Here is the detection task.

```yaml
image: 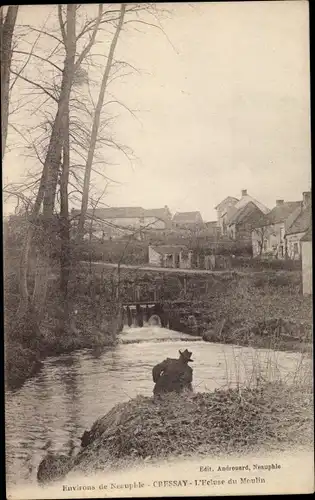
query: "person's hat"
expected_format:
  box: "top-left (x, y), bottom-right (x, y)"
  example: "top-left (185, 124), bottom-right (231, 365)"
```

top-left (179, 349), bottom-right (194, 362)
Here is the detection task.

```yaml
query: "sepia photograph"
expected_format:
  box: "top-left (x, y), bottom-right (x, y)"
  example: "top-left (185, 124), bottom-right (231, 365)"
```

top-left (3, 1), bottom-right (313, 498)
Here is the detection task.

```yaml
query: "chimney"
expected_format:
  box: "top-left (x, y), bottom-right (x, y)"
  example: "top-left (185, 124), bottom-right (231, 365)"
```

top-left (302, 191), bottom-right (311, 209)
top-left (276, 200), bottom-right (284, 207)
top-left (241, 189), bottom-right (247, 197)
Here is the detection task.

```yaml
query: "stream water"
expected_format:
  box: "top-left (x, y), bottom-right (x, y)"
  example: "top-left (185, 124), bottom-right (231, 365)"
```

top-left (5, 325), bottom-right (310, 488)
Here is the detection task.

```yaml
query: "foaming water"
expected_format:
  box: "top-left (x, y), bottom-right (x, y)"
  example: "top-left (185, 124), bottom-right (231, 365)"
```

top-left (5, 326), bottom-right (310, 489)
top-left (119, 325), bottom-right (201, 343)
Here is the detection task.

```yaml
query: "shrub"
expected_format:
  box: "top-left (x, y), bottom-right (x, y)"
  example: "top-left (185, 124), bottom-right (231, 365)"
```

top-left (5, 342), bottom-right (42, 389)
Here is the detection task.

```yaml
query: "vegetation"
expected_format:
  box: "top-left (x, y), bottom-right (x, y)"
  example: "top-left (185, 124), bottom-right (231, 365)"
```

top-left (2, 4), bottom-right (168, 389)
top-left (1, 5), bottom-right (309, 393)
top-left (63, 354), bottom-right (312, 476)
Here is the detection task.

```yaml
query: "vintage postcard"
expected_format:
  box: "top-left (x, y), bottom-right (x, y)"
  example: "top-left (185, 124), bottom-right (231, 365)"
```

top-left (3, 1), bottom-right (313, 498)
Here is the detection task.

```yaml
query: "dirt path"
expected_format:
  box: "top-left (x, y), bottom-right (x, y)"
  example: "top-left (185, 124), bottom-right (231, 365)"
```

top-left (81, 261), bottom-right (252, 276)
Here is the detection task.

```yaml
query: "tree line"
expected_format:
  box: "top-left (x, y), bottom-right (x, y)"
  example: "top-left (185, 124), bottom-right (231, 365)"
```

top-left (2, 3), bottom-right (167, 339)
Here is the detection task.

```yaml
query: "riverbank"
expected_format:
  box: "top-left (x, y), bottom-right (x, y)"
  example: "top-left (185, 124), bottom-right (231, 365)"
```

top-left (5, 264), bottom-right (312, 389)
top-left (5, 342), bottom-right (43, 390)
top-left (5, 305), bottom-right (122, 390)
top-left (38, 380), bottom-right (313, 482)
top-left (201, 317), bottom-right (312, 354)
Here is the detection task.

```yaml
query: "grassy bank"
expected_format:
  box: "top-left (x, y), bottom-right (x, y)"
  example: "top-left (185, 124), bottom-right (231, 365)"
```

top-left (5, 316), bottom-right (120, 391)
top-left (65, 380), bottom-right (313, 476)
top-left (5, 342), bottom-right (43, 390)
top-left (4, 273), bottom-right (122, 390)
top-left (34, 335), bottom-right (313, 483)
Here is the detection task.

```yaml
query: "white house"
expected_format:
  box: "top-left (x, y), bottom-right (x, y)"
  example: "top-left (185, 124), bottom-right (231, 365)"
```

top-left (214, 196), bottom-right (239, 235)
top-left (173, 211), bottom-right (204, 229)
top-left (251, 200), bottom-right (301, 259)
top-left (71, 206), bottom-right (172, 240)
top-left (148, 244), bottom-right (192, 269)
top-left (301, 227), bottom-right (312, 295)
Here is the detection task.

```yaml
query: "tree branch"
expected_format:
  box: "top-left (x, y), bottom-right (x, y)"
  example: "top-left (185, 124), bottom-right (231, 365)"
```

top-left (10, 70), bottom-right (58, 102)
top-left (74, 4), bottom-right (103, 71)
top-left (58, 5), bottom-right (67, 45)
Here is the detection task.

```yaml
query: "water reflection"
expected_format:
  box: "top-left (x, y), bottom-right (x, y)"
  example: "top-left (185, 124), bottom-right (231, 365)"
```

top-left (5, 326), bottom-right (310, 488)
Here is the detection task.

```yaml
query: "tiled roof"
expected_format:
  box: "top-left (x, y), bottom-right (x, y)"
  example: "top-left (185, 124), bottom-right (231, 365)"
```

top-left (71, 207), bottom-right (144, 219)
top-left (228, 202), bottom-right (264, 225)
top-left (233, 195), bottom-right (270, 215)
top-left (151, 244), bottom-right (188, 255)
top-left (214, 196), bottom-right (239, 210)
top-left (144, 207), bottom-right (170, 219)
top-left (253, 201), bottom-right (301, 227)
top-left (173, 211), bottom-right (203, 223)
top-left (71, 206), bottom-right (170, 220)
top-left (286, 207), bottom-right (311, 235)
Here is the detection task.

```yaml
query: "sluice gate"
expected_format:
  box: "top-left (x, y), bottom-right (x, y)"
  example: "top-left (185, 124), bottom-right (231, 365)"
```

top-left (122, 303), bottom-right (166, 328)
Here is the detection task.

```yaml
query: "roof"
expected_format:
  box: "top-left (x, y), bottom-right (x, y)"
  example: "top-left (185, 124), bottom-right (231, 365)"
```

top-left (253, 201), bottom-right (301, 228)
top-left (151, 244), bottom-right (188, 255)
top-left (286, 207), bottom-right (311, 236)
top-left (173, 211), bottom-right (203, 223)
top-left (144, 207), bottom-right (170, 220)
top-left (71, 207), bottom-right (144, 219)
top-left (71, 206), bottom-right (170, 220)
top-left (232, 194), bottom-right (270, 216)
top-left (266, 202), bottom-right (301, 225)
top-left (228, 202), bottom-right (264, 226)
top-left (301, 226), bottom-right (312, 242)
top-left (214, 196), bottom-right (239, 210)
top-left (205, 221), bottom-right (218, 227)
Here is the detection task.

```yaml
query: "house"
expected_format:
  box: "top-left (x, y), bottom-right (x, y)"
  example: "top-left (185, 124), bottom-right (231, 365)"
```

top-left (251, 199), bottom-right (302, 258)
top-left (226, 201), bottom-right (266, 242)
top-left (204, 221), bottom-right (221, 237)
top-left (285, 192), bottom-right (312, 260)
top-left (148, 244), bottom-right (192, 269)
top-left (301, 226), bottom-right (312, 295)
top-left (142, 206), bottom-right (172, 231)
top-left (215, 196), bottom-right (239, 235)
top-left (215, 190), bottom-right (269, 236)
top-left (173, 211), bottom-right (203, 229)
top-left (71, 205), bottom-right (172, 240)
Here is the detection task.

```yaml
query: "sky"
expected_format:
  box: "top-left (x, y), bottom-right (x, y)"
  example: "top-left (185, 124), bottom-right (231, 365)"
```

top-left (3, 1), bottom-right (311, 221)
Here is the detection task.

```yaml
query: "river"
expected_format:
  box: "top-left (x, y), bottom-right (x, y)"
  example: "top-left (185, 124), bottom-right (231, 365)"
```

top-left (5, 325), bottom-right (310, 489)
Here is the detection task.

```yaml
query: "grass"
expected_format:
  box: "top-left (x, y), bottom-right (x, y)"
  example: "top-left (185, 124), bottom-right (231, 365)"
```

top-left (218, 343), bottom-right (312, 390)
top-left (61, 349), bottom-right (313, 478)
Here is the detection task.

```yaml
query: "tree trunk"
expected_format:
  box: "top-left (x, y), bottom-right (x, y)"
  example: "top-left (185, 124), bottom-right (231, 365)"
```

top-left (17, 5), bottom-right (77, 329)
top-left (59, 104), bottom-right (71, 333)
top-left (42, 5), bottom-right (76, 221)
top-left (1, 5), bottom-right (18, 159)
top-left (32, 250), bottom-right (50, 320)
top-left (58, 5), bottom-right (77, 335)
top-left (76, 3), bottom-right (126, 241)
top-left (17, 168), bottom-right (49, 318)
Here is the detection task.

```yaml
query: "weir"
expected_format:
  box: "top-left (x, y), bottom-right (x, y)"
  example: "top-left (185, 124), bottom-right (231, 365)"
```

top-left (121, 300), bottom-right (200, 333)
top-left (122, 303), bottom-right (167, 328)
top-left (118, 274), bottom-right (202, 332)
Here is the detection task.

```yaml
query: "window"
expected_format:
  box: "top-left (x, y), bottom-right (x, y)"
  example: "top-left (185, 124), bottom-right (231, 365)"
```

top-left (293, 242), bottom-right (299, 255)
top-left (263, 239), bottom-right (268, 251)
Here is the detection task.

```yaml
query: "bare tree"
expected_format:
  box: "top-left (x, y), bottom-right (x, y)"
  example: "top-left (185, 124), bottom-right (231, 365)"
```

top-left (1, 5), bottom-right (19, 158)
top-left (76, 3), bottom-right (126, 240)
top-left (14, 5), bottom-right (105, 325)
